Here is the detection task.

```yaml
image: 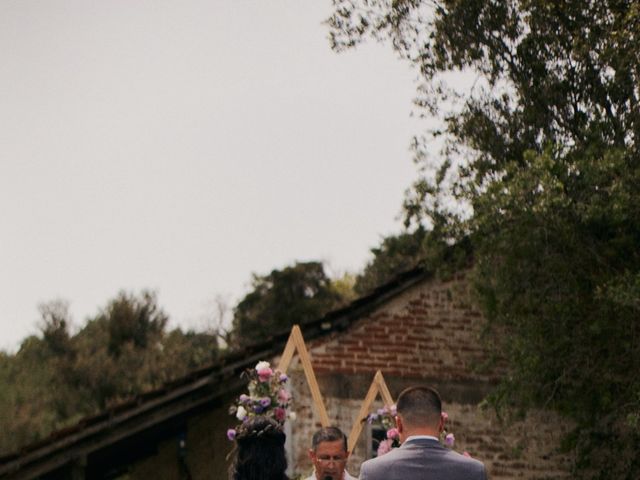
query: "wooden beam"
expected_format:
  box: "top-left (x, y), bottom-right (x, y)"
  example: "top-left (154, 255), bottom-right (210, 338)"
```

top-left (347, 370), bottom-right (394, 453)
top-left (277, 327), bottom-right (297, 373)
top-left (375, 370), bottom-right (394, 406)
top-left (277, 325), bottom-right (329, 427)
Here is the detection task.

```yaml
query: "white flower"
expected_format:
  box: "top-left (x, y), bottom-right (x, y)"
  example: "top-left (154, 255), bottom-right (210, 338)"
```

top-left (288, 411), bottom-right (297, 421)
top-left (255, 361), bottom-right (271, 371)
top-left (236, 405), bottom-right (247, 421)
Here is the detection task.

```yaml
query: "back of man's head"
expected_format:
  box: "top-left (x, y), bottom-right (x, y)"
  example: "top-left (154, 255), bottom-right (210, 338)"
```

top-left (311, 426), bottom-right (347, 452)
top-left (396, 386), bottom-right (442, 428)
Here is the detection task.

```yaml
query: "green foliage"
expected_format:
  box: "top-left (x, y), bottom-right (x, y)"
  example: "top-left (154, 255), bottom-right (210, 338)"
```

top-left (328, 1), bottom-right (640, 477)
top-left (329, 271), bottom-right (358, 304)
top-left (232, 262), bottom-right (347, 347)
top-left (355, 228), bottom-right (428, 295)
top-left (472, 147), bottom-right (640, 427)
top-left (102, 291), bottom-right (167, 355)
top-left (354, 227), bottom-right (471, 295)
top-left (0, 292), bottom-right (219, 456)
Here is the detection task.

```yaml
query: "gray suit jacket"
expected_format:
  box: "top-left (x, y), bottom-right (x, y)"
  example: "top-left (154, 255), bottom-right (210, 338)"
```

top-left (359, 438), bottom-right (487, 480)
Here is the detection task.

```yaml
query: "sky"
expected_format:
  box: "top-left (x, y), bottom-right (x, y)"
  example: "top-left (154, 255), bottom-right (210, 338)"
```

top-left (0, 0), bottom-right (423, 352)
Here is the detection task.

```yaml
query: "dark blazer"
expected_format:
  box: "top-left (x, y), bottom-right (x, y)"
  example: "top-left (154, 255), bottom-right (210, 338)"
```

top-left (359, 437), bottom-right (487, 480)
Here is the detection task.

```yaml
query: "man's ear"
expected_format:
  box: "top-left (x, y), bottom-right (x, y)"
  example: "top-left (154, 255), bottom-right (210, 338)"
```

top-left (438, 415), bottom-right (445, 433)
top-left (308, 448), bottom-right (315, 460)
top-left (396, 415), bottom-right (404, 433)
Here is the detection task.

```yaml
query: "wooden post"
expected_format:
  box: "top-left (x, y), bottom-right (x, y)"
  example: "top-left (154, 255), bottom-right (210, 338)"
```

top-left (347, 370), bottom-right (394, 453)
top-left (277, 325), bottom-right (330, 427)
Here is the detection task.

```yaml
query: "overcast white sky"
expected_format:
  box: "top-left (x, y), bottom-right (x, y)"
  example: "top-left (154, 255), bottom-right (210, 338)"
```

top-left (0, 0), bottom-right (423, 352)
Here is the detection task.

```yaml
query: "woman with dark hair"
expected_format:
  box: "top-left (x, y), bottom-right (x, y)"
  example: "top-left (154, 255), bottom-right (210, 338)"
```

top-left (229, 416), bottom-right (289, 480)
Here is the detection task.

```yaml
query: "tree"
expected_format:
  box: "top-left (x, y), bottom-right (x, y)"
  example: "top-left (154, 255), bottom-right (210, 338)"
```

top-left (70, 291), bottom-right (218, 408)
top-left (355, 228), bottom-right (427, 295)
top-left (102, 291), bottom-right (168, 356)
top-left (0, 292), bottom-right (220, 455)
top-left (355, 227), bottom-right (472, 295)
top-left (232, 262), bottom-right (346, 347)
top-left (0, 335), bottom-right (64, 453)
top-left (328, 1), bottom-right (640, 477)
top-left (38, 300), bottom-right (72, 356)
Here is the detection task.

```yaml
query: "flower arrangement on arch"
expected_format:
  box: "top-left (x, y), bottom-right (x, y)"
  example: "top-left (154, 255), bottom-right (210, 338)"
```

top-left (366, 404), bottom-right (400, 456)
top-left (366, 405), bottom-right (458, 456)
top-left (226, 361), bottom-right (295, 441)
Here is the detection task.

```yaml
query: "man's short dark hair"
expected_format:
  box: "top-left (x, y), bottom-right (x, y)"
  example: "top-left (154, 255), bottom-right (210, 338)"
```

top-left (311, 426), bottom-right (348, 452)
top-left (396, 386), bottom-right (442, 427)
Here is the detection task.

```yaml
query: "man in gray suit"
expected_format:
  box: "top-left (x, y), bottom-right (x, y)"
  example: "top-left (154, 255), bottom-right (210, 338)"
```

top-left (359, 386), bottom-right (487, 480)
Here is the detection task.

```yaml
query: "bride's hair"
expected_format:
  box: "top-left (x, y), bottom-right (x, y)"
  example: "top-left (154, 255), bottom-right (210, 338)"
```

top-left (229, 416), bottom-right (288, 480)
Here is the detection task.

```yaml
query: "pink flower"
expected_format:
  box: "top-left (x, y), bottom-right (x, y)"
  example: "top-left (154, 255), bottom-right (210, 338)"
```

top-left (463, 451), bottom-right (471, 457)
top-left (257, 367), bottom-right (273, 382)
top-left (445, 433), bottom-right (455, 447)
top-left (277, 388), bottom-right (291, 404)
top-left (226, 429), bottom-right (236, 441)
top-left (377, 439), bottom-right (393, 456)
top-left (274, 407), bottom-right (286, 422)
top-left (386, 428), bottom-right (399, 440)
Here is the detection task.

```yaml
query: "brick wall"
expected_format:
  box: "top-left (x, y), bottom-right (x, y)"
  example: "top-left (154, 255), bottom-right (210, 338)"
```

top-left (285, 272), bottom-right (573, 479)
top-left (307, 272), bottom-right (503, 382)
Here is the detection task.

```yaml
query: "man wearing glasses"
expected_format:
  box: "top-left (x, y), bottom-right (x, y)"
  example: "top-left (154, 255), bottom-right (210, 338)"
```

top-left (306, 426), bottom-right (356, 480)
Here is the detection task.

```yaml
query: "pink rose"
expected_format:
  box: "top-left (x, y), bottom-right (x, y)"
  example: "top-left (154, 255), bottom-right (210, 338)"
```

top-left (257, 367), bottom-right (273, 382)
top-left (386, 428), bottom-right (399, 440)
top-left (274, 407), bottom-right (286, 422)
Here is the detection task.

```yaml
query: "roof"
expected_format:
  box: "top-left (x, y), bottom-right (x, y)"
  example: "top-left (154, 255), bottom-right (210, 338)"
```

top-left (0, 266), bottom-right (430, 479)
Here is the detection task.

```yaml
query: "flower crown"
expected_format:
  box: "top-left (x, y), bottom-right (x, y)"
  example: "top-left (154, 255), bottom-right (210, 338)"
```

top-left (227, 361), bottom-right (295, 441)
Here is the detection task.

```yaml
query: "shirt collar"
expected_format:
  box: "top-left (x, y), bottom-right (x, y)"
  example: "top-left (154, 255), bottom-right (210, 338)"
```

top-left (404, 434), bottom-right (439, 443)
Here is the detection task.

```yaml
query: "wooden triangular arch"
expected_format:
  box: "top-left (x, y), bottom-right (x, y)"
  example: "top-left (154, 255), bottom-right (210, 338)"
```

top-left (276, 326), bottom-right (395, 452)
top-left (347, 370), bottom-right (394, 452)
top-left (277, 325), bottom-right (330, 426)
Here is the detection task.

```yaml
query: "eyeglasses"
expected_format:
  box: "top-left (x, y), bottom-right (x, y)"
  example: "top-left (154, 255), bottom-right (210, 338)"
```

top-left (316, 455), bottom-right (347, 464)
